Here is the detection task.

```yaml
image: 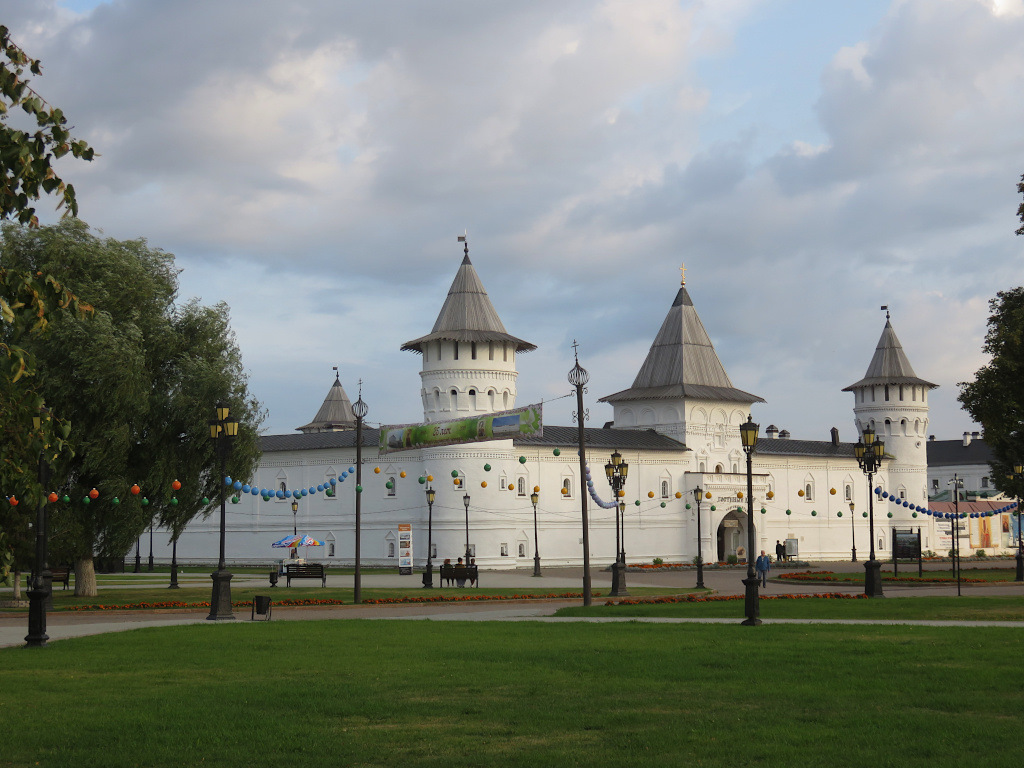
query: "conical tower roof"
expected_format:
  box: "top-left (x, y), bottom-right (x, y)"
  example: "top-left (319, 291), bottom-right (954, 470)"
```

top-left (297, 373), bottom-right (356, 433)
top-left (842, 318), bottom-right (937, 391)
top-left (401, 250), bottom-right (536, 354)
top-left (600, 283), bottom-right (764, 404)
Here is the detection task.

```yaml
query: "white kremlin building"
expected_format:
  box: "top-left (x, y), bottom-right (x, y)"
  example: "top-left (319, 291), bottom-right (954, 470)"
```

top-left (156, 248), bottom-right (1013, 569)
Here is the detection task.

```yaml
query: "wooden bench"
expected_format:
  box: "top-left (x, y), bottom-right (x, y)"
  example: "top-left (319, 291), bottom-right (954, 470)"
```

top-left (49, 568), bottom-right (70, 590)
top-left (440, 564), bottom-right (478, 587)
top-left (284, 563), bottom-right (326, 587)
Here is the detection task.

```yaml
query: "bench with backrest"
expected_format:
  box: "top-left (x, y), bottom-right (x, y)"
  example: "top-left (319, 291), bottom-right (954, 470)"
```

top-left (284, 563), bottom-right (326, 587)
top-left (49, 567), bottom-right (70, 590)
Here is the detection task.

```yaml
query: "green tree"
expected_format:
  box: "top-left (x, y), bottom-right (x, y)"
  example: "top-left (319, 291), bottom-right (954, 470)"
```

top-left (0, 220), bottom-right (263, 596)
top-left (958, 287), bottom-right (1024, 497)
top-left (0, 25), bottom-right (95, 226)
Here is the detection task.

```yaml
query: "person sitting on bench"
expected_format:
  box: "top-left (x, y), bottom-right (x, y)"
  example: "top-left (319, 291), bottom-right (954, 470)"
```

top-left (454, 557), bottom-right (468, 588)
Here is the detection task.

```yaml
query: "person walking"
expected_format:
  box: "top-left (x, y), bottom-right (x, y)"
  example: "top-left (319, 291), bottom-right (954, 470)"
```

top-left (775, 539), bottom-right (786, 564)
top-left (755, 550), bottom-right (771, 587)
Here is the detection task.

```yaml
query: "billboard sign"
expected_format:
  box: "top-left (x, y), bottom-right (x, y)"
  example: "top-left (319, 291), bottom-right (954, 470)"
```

top-left (380, 403), bottom-right (543, 454)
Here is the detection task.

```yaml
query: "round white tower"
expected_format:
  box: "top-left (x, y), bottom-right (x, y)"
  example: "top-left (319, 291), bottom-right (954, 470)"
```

top-left (401, 240), bottom-right (536, 422)
top-left (843, 309), bottom-right (937, 511)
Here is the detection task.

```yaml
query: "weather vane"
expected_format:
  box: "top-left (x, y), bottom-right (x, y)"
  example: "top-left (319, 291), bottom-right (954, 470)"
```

top-left (457, 230), bottom-right (468, 257)
top-left (680, 263), bottom-right (686, 286)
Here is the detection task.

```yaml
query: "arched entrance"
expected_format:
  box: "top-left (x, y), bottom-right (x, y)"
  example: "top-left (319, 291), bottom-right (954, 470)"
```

top-left (717, 508), bottom-right (753, 562)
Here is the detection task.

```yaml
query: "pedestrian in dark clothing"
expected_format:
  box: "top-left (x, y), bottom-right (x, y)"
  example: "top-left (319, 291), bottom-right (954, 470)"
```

top-left (775, 540), bottom-right (786, 563)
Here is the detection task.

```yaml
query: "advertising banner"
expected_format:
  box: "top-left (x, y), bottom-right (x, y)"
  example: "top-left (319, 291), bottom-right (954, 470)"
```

top-left (398, 523), bottom-right (413, 575)
top-left (380, 403), bottom-right (543, 454)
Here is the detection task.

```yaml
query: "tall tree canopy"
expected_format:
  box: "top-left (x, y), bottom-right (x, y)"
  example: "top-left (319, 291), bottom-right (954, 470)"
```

top-left (0, 220), bottom-right (263, 595)
top-left (958, 287), bottom-right (1024, 497)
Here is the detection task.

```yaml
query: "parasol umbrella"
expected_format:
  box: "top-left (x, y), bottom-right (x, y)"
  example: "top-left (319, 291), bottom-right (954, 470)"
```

top-left (272, 534), bottom-right (324, 548)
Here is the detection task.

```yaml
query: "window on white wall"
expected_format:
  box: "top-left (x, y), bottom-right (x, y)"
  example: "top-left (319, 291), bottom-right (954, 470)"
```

top-left (804, 482), bottom-right (814, 501)
top-left (562, 478), bottom-right (572, 498)
top-left (845, 484), bottom-right (853, 501)
top-left (518, 543), bottom-right (526, 557)
top-left (517, 477), bottom-right (526, 497)
top-left (661, 480), bottom-right (669, 499)
top-left (387, 476), bottom-right (396, 497)
top-left (500, 543), bottom-right (508, 557)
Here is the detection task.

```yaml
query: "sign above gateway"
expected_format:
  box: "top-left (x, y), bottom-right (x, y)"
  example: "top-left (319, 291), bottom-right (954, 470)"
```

top-left (380, 403), bottom-right (543, 454)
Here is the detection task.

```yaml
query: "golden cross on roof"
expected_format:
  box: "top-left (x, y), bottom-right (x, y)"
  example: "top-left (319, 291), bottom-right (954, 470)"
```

top-left (680, 263), bottom-right (686, 286)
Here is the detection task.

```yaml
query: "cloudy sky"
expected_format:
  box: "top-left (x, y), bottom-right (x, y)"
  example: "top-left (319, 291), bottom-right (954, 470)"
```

top-left (6, 0), bottom-right (1024, 441)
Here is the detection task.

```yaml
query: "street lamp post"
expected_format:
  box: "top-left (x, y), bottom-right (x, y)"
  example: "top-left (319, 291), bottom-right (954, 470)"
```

top-left (849, 501), bottom-right (857, 562)
top-left (291, 499), bottom-right (299, 560)
top-left (692, 487), bottom-right (705, 590)
top-left (25, 411), bottom-right (51, 648)
top-left (531, 491), bottom-right (542, 577)
top-left (168, 534), bottom-right (180, 589)
top-left (463, 492), bottom-right (471, 564)
top-left (352, 386), bottom-right (368, 605)
top-left (739, 415), bottom-right (761, 626)
top-left (949, 475), bottom-right (963, 597)
top-left (568, 343), bottom-right (592, 606)
top-left (147, 523), bottom-right (154, 571)
top-left (1012, 463), bottom-right (1023, 582)
top-left (605, 450), bottom-right (630, 596)
top-left (207, 401), bottom-right (239, 621)
top-left (853, 425), bottom-right (885, 597)
top-left (134, 536), bottom-right (141, 573)
top-left (423, 486), bottom-right (436, 588)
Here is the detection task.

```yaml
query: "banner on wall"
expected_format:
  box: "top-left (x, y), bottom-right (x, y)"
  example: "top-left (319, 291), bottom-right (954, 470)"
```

top-left (398, 523), bottom-right (413, 575)
top-left (379, 403), bottom-right (543, 454)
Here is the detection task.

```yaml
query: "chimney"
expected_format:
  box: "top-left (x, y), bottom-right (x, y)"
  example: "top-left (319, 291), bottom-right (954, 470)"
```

top-left (779, 429), bottom-right (790, 439)
top-left (929, 435), bottom-right (935, 441)
top-left (766, 425), bottom-right (778, 439)
top-left (972, 431), bottom-right (981, 440)
top-left (830, 427), bottom-right (840, 446)
top-left (963, 432), bottom-right (971, 447)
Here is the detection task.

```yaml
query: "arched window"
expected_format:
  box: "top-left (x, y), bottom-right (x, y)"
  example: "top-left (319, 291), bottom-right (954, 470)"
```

top-left (715, 464), bottom-right (724, 473)
top-left (451, 389), bottom-right (458, 410)
top-left (517, 477), bottom-right (526, 497)
top-left (387, 476), bottom-right (396, 497)
top-left (884, 385), bottom-right (890, 401)
top-left (518, 542), bottom-right (526, 557)
top-left (469, 389), bottom-right (477, 410)
top-left (471, 342), bottom-right (477, 360)
top-left (845, 484), bottom-right (852, 501)
top-left (453, 342), bottom-right (459, 360)
top-left (488, 389), bottom-right (495, 410)
top-left (488, 342), bottom-right (494, 361)
top-left (804, 482), bottom-right (814, 501)
top-left (388, 542), bottom-right (395, 557)
top-left (661, 480), bottom-right (669, 499)
top-left (562, 478), bottom-right (572, 498)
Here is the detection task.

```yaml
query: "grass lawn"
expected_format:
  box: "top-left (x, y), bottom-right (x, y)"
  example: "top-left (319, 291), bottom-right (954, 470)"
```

top-left (1, 620), bottom-right (1022, 768)
top-left (556, 595), bottom-right (1024, 621)
top-left (780, 567), bottom-right (1018, 584)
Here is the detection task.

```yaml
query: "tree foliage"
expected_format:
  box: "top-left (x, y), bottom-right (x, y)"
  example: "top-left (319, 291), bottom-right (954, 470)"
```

top-left (0, 221), bottom-right (264, 594)
top-left (0, 25), bottom-right (95, 227)
top-left (958, 287), bottom-right (1024, 497)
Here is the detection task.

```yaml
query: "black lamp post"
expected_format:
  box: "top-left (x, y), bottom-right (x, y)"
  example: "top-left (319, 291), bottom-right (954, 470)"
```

top-left (949, 475), bottom-right (963, 597)
top-left (853, 424), bottom-right (885, 597)
top-left (147, 523), bottom-right (154, 571)
top-left (291, 499), bottom-right (299, 559)
top-left (25, 410), bottom-right (51, 648)
top-left (168, 532), bottom-right (180, 589)
top-left (207, 401), bottom-right (238, 621)
top-left (134, 536), bottom-right (141, 573)
top-left (1012, 463), bottom-right (1023, 582)
top-left (692, 486), bottom-right (705, 590)
top-left (423, 486), bottom-right (435, 588)
top-left (605, 449), bottom-right (629, 596)
top-left (463, 492), bottom-right (471, 563)
top-left (568, 343), bottom-right (592, 606)
top-left (531, 490), bottom-right (542, 576)
top-left (849, 501), bottom-right (857, 562)
top-left (352, 386), bottom-right (368, 605)
top-left (739, 414), bottom-right (761, 626)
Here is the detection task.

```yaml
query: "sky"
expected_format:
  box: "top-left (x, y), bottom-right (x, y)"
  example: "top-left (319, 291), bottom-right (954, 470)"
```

top-left (5, 0), bottom-right (1024, 442)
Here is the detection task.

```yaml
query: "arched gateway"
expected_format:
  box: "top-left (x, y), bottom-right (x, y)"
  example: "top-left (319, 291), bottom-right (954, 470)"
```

top-left (717, 508), bottom-right (753, 563)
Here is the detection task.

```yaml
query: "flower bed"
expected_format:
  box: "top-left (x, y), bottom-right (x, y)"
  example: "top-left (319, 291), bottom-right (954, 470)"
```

top-left (604, 592), bottom-right (869, 606)
top-left (777, 571), bottom-right (989, 584)
top-left (362, 592), bottom-right (601, 605)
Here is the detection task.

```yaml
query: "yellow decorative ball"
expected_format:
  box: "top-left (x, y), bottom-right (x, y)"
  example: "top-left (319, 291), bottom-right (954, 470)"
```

top-left (374, 467), bottom-right (381, 474)
top-left (561, 487), bottom-right (568, 495)
top-left (400, 471), bottom-right (406, 478)
top-left (829, 487), bottom-right (836, 495)
top-left (481, 481), bottom-right (487, 488)
top-left (618, 490), bottom-right (625, 497)
top-left (737, 491), bottom-right (743, 499)
top-left (427, 475), bottom-right (434, 482)
top-left (675, 491), bottom-right (682, 499)
top-left (508, 484), bottom-right (515, 491)
top-left (798, 489), bottom-right (805, 497)
top-left (534, 485), bottom-right (540, 493)
top-left (705, 492), bottom-right (712, 499)
top-left (766, 491), bottom-right (774, 499)
top-left (648, 491), bottom-right (654, 498)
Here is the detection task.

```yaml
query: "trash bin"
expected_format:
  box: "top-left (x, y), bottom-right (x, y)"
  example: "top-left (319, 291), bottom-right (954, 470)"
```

top-left (269, 570), bottom-right (279, 587)
top-left (252, 595), bottom-right (272, 621)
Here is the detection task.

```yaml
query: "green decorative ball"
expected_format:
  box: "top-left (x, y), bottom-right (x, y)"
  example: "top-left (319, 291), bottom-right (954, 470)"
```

top-left (519, 456), bottom-right (527, 464)
top-left (837, 511), bottom-right (843, 517)
top-left (451, 470), bottom-right (459, 478)
top-left (170, 497), bottom-right (178, 506)
top-left (142, 497), bottom-right (149, 506)
top-left (484, 464), bottom-right (491, 472)
top-left (62, 495), bottom-right (70, 503)
top-left (811, 510), bottom-right (817, 516)
top-left (760, 508), bottom-right (766, 514)
top-left (710, 505), bottom-right (716, 511)
top-left (553, 448), bottom-right (560, 456)
top-left (203, 497), bottom-right (210, 504)
top-left (887, 512), bottom-right (893, 518)
top-left (356, 485), bottom-right (363, 493)
top-left (112, 497), bottom-right (120, 505)
top-left (82, 497), bottom-right (90, 505)
top-left (385, 481), bottom-right (393, 489)
top-left (862, 511), bottom-right (868, 518)
top-left (660, 502), bottom-right (666, 508)
top-left (232, 496), bottom-right (239, 504)
top-left (418, 476), bottom-right (426, 484)
top-left (634, 500), bottom-right (640, 506)
top-left (786, 509), bottom-right (792, 515)
top-left (912, 512), bottom-right (918, 518)
top-left (685, 503), bottom-right (691, 510)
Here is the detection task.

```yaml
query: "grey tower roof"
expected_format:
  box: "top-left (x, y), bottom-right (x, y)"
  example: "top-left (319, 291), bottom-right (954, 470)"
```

top-left (296, 374), bottom-right (356, 433)
top-left (401, 253), bottom-right (536, 354)
top-left (600, 285), bottom-right (764, 404)
top-left (842, 319), bottom-right (937, 391)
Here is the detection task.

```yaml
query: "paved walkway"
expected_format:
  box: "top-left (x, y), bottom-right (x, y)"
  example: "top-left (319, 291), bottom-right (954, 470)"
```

top-left (1, 560), bottom-right (1021, 648)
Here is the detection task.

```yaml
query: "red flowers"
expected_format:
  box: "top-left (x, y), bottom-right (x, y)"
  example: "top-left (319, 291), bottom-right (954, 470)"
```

top-left (603, 592), bottom-right (869, 606)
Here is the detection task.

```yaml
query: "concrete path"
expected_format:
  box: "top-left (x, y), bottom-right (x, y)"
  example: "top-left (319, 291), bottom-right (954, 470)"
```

top-left (2, 560), bottom-right (1022, 648)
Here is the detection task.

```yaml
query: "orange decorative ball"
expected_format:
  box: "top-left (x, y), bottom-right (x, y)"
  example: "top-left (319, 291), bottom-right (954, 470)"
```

top-left (829, 488), bottom-right (836, 495)
top-left (648, 491), bottom-right (654, 498)
top-left (131, 484), bottom-right (141, 495)
top-left (481, 481), bottom-right (487, 488)
top-left (737, 491), bottom-right (744, 499)
top-left (89, 488), bottom-right (99, 499)
top-left (47, 492), bottom-right (58, 503)
top-left (172, 479), bottom-right (182, 491)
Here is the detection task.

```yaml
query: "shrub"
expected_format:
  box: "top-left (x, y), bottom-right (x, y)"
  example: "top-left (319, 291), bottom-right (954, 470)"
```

top-left (726, 554), bottom-right (738, 565)
top-left (652, 557), bottom-right (664, 565)
top-left (692, 555), bottom-right (703, 566)
top-left (976, 549), bottom-right (987, 558)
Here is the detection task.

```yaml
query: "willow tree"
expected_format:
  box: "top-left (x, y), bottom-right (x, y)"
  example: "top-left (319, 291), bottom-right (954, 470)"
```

top-left (0, 220), bottom-right (262, 596)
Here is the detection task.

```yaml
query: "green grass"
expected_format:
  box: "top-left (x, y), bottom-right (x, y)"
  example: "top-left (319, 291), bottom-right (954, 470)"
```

top-left (1, 621), bottom-right (1022, 767)
top-left (556, 595), bottom-right (1024, 621)
top-left (781, 567), bottom-right (1017, 583)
